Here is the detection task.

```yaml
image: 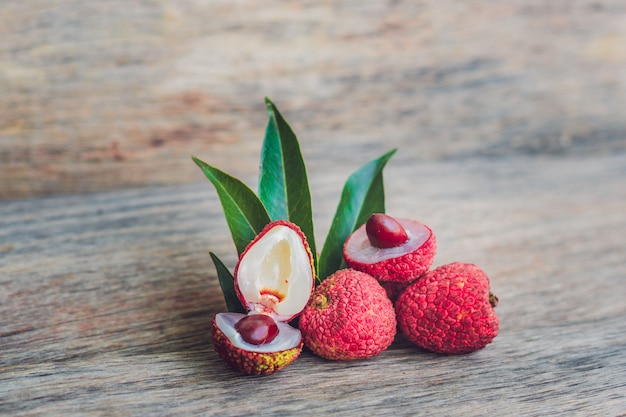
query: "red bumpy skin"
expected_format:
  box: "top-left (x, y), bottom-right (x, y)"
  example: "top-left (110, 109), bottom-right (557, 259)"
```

top-left (298, 269), bottom-right (397, 361)
top-left (379, 281), bottom-right (411, 303)
top-left (395, 262), bottom-right (499, 354)
top-left (343, 217), bottom-right (437, 283)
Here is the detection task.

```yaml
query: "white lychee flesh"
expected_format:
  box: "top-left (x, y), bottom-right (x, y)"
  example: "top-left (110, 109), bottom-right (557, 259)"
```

top-left (345, 218), bottom-right (431, 264)
top-left (215, 312), bottom-right (302, 353)
top-left (236, 224), bottom-right (314, 321)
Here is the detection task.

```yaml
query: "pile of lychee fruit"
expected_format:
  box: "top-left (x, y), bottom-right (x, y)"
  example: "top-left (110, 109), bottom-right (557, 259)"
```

top-left (212, 214), bottom-right (499, 375)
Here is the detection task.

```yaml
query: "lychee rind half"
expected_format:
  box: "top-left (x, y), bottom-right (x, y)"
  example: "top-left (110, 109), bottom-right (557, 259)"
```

top-left (235, 220), bottom-right (315, 322)
top-left (395, 262), bottom-right (499, 354)
top-left (298, 269), bottom-right (397, 361)
top-left (343, 219), bottom-right (436, 283)
top-left (212, 313), bottom-right (303, 375)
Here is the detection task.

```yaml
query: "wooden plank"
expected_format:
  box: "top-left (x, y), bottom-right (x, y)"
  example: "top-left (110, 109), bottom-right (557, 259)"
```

top-left (1, 0), bottom-right (625, 199)
top-left (1, 152), bottom-right (625, 416)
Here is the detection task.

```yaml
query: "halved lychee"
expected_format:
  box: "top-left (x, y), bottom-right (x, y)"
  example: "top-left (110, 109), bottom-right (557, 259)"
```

top-left (212, 220), bottom-right (315, 375)
top-left (343, 213), bottom-right (436, 283)
top-left (212, 312), bottom-right (304, 375)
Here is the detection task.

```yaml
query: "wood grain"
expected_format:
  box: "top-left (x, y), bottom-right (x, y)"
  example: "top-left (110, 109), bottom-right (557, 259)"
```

top-left (1, 0), bottom-right (625, 198)
top-left (1, 1), bottom-right (626, 415)
top-left (1, 150), bottom-right (625, 416)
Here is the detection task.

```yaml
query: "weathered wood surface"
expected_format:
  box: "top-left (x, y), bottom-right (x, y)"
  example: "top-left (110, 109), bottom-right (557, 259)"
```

top-left (2, 0), bottom-right (626, 415)
top-left (2, 149), bottom-right (626, 416)
top-left (1, 0), bottom-right (625, 199)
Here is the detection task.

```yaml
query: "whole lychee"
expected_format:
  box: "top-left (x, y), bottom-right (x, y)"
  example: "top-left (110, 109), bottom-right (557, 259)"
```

top-left (299, 268), bottom-right (397, 361)
top-left (343, 213), bottom-right (436, 283)
top-left (395, 262), bottom-right (499, 354)
top-left (212, 220), bottom-right (315, 375)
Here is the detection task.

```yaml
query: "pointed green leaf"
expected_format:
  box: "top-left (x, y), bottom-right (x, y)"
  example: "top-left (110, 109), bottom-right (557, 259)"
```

top-left (193, 156), bottom-right (271, 254)
top-left (258, 98), bottom-right (317, 270)
top-left (209, 252), bottom-right (246, 313)
top-left (318, 149), bottom-right (397, 280)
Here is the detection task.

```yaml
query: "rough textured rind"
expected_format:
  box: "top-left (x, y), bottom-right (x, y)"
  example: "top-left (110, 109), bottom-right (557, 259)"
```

top-left (380, 281), bottom-right (411, 303)
top-left (211, 316), bottom-right (303, 375)
top-left (396, 262), bottom-right (499, 354)
top-left (299, 269), bottom-right (397, 361)
top-left (343, 224), bottom-right (436, 282)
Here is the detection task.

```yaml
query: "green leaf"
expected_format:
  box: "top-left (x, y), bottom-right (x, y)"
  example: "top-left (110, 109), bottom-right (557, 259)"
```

top-left (317, 149), bottom-right (397, 280)
top-left (192, 156), bottom-right (271, 255)
top-left (209, 252), bottom-right (246, 313)
top-left (258, 98), bottom-right (317, 271)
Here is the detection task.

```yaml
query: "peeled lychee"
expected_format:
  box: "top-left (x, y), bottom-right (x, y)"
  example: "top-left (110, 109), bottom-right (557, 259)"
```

top-left (212, 220), bottom-right (315, 375)
top-left (299, 268), bottom-right (397, 361)
top-left (395, 262), bottom-right (499, 354)
top-left (343, 213), bottom-right (436, 283)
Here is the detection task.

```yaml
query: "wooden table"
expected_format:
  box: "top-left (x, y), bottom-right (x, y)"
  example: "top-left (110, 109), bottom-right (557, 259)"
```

top-left (1, 1), bottom-right (626, 416)
top-left (2, 150), bottom-right (625, 415)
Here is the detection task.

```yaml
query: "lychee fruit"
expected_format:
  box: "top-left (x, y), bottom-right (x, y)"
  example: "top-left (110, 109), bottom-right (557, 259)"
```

top-left (379, 280), bottom-right (411, 303)
top-left (298, 268), bottom-right (397, 361)
top-left (211, 220), bottom-right (315, 375)
top-left (395, 262), bottom-right (499, 354)
top-left (343, 213), bottom-right (436, 283)
top-left (212, 312), bottom-right (304, 375)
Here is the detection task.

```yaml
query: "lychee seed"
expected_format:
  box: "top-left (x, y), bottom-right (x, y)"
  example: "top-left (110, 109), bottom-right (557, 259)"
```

top-left (234, 314), bottom-right (279, 345)
top-left (366, 213), bottom-right (409, 248)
